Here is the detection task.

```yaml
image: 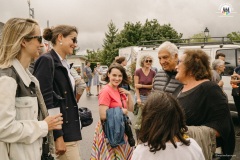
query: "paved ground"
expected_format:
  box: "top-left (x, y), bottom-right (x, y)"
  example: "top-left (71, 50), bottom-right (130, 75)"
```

top-left (78, 87), bottom-right (240, 160)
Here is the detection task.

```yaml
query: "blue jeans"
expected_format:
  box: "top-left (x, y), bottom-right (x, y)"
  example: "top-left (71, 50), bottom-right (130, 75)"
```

top-left (86, 78), bottom-right (92, 87)
top-left (134, 94), bottom-right (148, 104)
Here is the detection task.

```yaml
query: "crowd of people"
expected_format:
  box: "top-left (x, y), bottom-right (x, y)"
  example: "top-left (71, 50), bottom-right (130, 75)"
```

top-left (0, 17), bottom-right (239, 160)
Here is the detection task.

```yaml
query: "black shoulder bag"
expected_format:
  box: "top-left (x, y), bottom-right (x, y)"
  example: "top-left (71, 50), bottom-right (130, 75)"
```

top-left (79, 107), bottom-right (93, 128)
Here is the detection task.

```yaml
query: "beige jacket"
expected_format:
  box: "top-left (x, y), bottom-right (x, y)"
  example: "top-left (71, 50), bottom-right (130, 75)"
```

top-left (187, 126), bottom-right (216, 160)
top-left (0, 59), bottom-right (48, 160)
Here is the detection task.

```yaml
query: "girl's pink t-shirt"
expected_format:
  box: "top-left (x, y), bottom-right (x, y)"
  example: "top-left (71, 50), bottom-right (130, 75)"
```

top-left (98, 84), bottom-right (127, 108)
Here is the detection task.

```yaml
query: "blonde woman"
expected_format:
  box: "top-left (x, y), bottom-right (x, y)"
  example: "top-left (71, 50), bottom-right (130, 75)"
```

top-left (134, 55), bottom-right (156, 139)
top-left (0, 18), bottom-right (62, 160)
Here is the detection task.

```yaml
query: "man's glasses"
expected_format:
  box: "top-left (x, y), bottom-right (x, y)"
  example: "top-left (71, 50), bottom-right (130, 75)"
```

top-left (145, 60), bottom-right (152, 63)
top-left (24, 36), bottom-right (42, 44)
top-left (72, 37), bottom-right (78, 44)
top-left (97, 64), bottom-right (100, 65)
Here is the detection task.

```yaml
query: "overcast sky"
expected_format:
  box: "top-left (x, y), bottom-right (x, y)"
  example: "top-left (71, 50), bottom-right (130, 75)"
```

top-left (0, 0), bottom-right (240, 52)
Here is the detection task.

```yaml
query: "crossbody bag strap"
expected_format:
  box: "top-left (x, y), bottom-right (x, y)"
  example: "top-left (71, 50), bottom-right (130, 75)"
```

top-left (49, 54), bottom-right (55, 83)
top-left (119, 90), bottom-right (124, 109)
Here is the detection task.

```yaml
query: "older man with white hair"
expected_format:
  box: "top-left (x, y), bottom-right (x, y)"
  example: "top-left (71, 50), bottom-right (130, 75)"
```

top-left (153, 41), bottom-right (182, 96)
top-left (211, 59), bottom-right (225, 88)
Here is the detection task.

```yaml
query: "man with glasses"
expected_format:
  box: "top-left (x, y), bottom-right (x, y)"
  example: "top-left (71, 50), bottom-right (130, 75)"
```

top-left (153, 41), bottom-right (182, 96)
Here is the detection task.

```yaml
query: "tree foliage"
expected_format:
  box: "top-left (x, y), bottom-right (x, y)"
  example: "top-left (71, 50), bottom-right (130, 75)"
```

top-left (115, 21), bottom-right (142, 48)
top-left (189, 32), bottom-right (216, 43)
top-left (90, 19), bottom-right (183, 65)
top-left (86, 49), bottom-right (102, 62)
top-left (115, 19), bottom-right (182, 47)
top-left (227, 32), bottom-right (240, 42)
top-left (101, 20), bottom-right (119, 66)
top-left (190, 32), bottom-right (207, 42)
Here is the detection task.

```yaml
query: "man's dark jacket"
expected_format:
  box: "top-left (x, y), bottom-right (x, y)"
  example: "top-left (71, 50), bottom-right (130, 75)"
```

top-left (153, 69), bottom-right (182, 96)
top-left (33, 49), bottom-right (82, 142)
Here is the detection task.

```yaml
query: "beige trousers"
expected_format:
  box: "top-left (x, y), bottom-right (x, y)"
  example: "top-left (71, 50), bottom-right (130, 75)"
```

top-left (56, 141), bottom-right (81, 160)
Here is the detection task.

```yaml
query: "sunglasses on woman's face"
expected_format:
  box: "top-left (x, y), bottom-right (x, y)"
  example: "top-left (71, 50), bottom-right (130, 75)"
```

top-left (72, 37), bottom-right (78, 44)
top-left (24, 36), bottom-right (42, 44)
top-left (145, 60), bottom-right (152, 63)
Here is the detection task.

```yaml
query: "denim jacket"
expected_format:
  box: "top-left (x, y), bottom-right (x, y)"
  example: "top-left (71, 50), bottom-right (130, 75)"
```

top-left (104, 107), bottom-right (125, 148)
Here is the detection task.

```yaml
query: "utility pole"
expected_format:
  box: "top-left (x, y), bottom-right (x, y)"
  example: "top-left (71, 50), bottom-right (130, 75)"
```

top-left (27, 0), bottom-right (34, 18)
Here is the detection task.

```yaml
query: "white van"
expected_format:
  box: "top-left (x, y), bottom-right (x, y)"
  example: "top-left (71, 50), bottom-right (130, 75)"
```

top-left (134, 39), bottom-right (240, 113)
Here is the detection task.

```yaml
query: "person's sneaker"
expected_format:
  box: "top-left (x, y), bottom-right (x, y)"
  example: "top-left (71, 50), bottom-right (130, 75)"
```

top-left (86, 93), bottom-right (90, 96)
top-left (96, 93), bottom-right (99, 96)
top-left (89, 93), bottom-right (93, 96)
top-left (236, 132), bottom-right (240, 138)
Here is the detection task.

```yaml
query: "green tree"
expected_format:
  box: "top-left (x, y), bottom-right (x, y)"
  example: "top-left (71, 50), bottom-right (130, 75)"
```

top-left (115, 21), bottom-right (142, 48)
top-left (227, 32), bottom-right (240, 42)
top-left (158, 24), bottom-right (183, 42)
top-left (86, 49), bottom-right (102, 62)
top-left (189, 32), bottom-right (214, 43)
top-left (140, 19), bottom-right (162, 41)
top-left (190, 32), bottom-right (206, 42)
top-left (119, 19), bottom-right (182, 46)
top-left (101, 20), bottom-right (119, 66)
top-left (98, 19), bottom-right (183, 65)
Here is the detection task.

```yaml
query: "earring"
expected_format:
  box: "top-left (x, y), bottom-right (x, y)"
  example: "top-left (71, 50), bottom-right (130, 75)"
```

top-left (60, 41), bottom-right (62, 45)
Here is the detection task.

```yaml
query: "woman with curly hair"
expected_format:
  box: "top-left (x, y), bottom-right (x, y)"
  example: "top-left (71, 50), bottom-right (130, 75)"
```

top-left (176, 49), bottom-right (235, 159)
top-left (132, 91), bottom-right (204, 160)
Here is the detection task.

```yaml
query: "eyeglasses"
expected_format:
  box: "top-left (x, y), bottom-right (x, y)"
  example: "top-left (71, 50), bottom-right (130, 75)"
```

top-left (72, 37), bottom-right (78, 44)
top-left (24, 36), bottom-right (42, 43)
top-left (145, 60), bottom-right (152, 63)
top-left (97, 64), bottom-right (100, 65)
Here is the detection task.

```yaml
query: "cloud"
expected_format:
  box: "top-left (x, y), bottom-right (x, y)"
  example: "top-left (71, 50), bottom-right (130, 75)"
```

top-left (1, 0), bottom-right (240, 52)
